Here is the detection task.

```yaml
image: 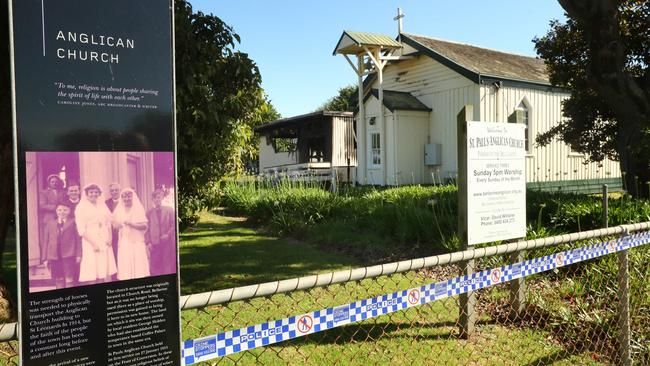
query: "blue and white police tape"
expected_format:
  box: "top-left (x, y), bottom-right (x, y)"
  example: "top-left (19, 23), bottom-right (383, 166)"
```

top-left (182, 230), bottom-right (650, 365)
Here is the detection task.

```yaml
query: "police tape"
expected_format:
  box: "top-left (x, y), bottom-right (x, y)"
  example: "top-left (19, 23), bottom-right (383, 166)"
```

top-left (181, 231), bottom-right (650, 365)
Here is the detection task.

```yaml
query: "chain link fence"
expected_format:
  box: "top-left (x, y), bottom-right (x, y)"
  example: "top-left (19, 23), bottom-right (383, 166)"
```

top-left (2, 223), bottom-right (649, 365)
top-left (177, 223), bottom-right (649, 365)
top-left (0, 338), bottom-right (17, 366)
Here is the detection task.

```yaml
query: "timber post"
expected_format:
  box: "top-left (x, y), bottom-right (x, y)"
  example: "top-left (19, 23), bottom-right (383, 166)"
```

top-left (457, 105), bottom-right (475, 338)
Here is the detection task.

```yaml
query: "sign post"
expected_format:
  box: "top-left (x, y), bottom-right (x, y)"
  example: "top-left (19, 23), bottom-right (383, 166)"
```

top-left (457, 105), bottom-right (527, 337)
top-left (9, 1), bottom-right (181, 365)
top-left (456, 105), bottom-right (476, 339)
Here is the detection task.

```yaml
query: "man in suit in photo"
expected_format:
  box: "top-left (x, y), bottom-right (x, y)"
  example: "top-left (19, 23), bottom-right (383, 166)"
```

top-left (146, 189), bottom-right (176, 276)
top-left (105, 183), bottom-right (121, 213)
top-left (61, 181), bottom-right (81, 216)
top-left (42, 202), bottom-right (81, 289)
top-left (59, 181), bottom-right (82, 285)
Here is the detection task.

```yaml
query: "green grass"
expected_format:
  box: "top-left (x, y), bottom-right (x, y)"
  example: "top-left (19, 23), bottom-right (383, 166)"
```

top-left (177, 213), bottom-right (605, 365)
top-left (179, 211), bottom-right (356, 294)
top-left (525, 246), bottom-right (650, 363)
top-left (200, 315), bottom-right (603, 365)
top-left (181, 269), bottom-right (604, 365)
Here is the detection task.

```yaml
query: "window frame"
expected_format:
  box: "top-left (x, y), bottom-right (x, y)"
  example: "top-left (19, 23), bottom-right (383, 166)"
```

top-left (514, 97), bottom-right (533, 155)
top-left (272, 137), bottom-right (298, 153)
top-left (368, 122), bottom-right (381, 168)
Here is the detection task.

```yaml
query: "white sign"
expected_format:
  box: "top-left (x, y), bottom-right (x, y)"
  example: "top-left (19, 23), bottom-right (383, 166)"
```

top-left (466, 121), bottom-right (526, 245)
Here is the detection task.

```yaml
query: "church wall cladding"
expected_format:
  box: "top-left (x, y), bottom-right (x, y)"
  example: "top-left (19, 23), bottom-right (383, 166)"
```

top-left (479, 84), bottom-right (621, 183)
top-left (382, 55), bottom-right (472, 95)
top-left (364, 55), bottom-right (478, 184)
top-left (10, 0), bottom-right (181, 365)
top-left (360, 50), bottom-right (620, 186)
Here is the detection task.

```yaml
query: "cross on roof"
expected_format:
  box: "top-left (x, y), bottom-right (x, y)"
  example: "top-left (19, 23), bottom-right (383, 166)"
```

top-left (394, 7), bottom-right (405, 34)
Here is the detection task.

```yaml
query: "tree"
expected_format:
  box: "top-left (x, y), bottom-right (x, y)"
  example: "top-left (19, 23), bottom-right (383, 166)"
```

top-left (534, 0), bottom-right (650, 197)
top-left (227, 95), bottom-right (280, 176)
top-left (175, 0), bottom-right (275, 226)
top-left (316, 85), bottom-right (357, 112)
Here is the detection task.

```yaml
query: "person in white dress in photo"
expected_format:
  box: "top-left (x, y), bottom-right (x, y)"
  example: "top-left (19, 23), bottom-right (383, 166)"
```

top-left (75, 183), bottom-right (117, 284)
top-left (113, 188), bottom-right (150, 280)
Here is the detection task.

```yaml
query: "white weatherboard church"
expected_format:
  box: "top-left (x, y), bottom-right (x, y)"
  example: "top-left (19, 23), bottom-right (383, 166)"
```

top-left (333, 11), bottom-right (621, 192)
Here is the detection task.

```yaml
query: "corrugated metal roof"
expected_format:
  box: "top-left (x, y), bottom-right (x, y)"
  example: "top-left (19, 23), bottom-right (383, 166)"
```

top-left (403, 33), bottom-right (550, 85)
top-left (345, 31), bottom-right (402, 48)
top-left (370, 89), bottom-right (431, 112)
top-left (334, 31), bottom-right (402, 55)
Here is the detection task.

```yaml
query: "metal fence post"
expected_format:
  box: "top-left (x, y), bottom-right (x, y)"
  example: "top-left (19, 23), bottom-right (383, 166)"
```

top-left (509, 248), bottom-right (526, 317)
top-left (602, 185), bottom-right (631, 365)
top-left (602, 184), bottom-right (609, 228)
top-left (618, 229), bottom-right (631, 366)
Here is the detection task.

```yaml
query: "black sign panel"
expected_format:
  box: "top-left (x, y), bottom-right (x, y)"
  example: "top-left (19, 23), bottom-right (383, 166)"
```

top-left (10, 1), bottom-right (181, 365)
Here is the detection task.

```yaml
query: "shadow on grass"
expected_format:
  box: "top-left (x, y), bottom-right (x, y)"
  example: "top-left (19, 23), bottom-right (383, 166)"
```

top-left (523, 348), bottom-right (585, 366)
top-left (183, 220), bottom-right (267, 239)
top-left (180, 231), bottom-right (269, 241)
top-left (281, 319), bottom-right (587, 365)
top-left (285, 319), bottom-right (498, 347)
top-left (179, 212), bottom-right (356, 295)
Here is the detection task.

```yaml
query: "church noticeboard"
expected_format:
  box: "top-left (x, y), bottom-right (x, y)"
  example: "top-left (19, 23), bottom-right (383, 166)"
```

top-left (466, 121), bottom-right (526, 245)
top-left (9, 1), bottom-right (181, 365)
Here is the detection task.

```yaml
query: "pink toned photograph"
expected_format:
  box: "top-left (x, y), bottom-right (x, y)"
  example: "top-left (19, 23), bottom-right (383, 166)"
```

top-left (25, 151), bottom-right (177, 293)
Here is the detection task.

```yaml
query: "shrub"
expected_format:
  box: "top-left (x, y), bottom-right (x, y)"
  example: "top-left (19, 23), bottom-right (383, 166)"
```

top-left (218, 179), bottom-right (650, 360)
top-left (219, 181), bottom-right (460, 259)
top-left (218, 180), bottom-right (650, 260)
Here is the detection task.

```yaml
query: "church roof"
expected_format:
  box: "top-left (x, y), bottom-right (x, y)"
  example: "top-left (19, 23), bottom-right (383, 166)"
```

top-left (254, 111), bottom-right (353, 134)
top-left (370, 89), bottom-right (431, 112)
top-left (333, 31), bottom-right (403, 55)
top-left (401, 33), bottom-right (551, 86)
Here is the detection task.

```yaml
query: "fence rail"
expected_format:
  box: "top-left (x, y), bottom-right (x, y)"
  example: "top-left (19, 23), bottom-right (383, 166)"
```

top-left (180, 222), bottom-right (649, 310)
top-left (2, 222), bottom-right (650, 365)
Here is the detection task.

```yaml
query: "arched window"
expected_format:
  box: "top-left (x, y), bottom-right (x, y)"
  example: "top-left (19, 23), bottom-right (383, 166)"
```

top-left (515, 100), bottom-right (531, 153)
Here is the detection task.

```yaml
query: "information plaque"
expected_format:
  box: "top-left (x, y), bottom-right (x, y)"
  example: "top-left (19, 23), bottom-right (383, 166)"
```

top-left (9, 1), bottom-right (181, 365)
top-left (466, 121), bottom-right (526, 245)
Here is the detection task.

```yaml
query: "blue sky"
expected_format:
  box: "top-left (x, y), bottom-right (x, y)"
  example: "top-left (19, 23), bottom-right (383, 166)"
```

top-left (190, 1), bottom-right (566, 117)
